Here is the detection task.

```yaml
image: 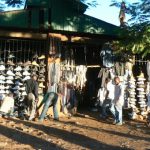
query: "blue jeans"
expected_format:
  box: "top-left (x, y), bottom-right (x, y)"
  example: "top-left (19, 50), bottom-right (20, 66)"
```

top-left (110, 104), bottom-right (122, 124)
top-left (102, 99), bottom-right (112, 117)
top-left (39, 92), bottom-right (59, 121)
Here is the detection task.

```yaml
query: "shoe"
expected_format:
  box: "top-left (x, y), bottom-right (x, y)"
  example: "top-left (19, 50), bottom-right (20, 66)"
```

top-left (15, 81), bottom-right (23, 86)
top-left (113, 120), bottom-right (117, 125)
top-left (116, 122), bottom-right (123, 126)
top-left (17, 62), bottom-right (23, 66)
top-left (14, 66), bottom-right (22, 71)
top-left (19, 86), bottom-right (25, 91)
top-left (12, 86), bottom-right (20, 90)
top-left (39, 61), bottom-right (46, 67)
top-left (138, 101), bottom-right (146, 105)
top-left (23, 76), bottom-right (30, 81)
top-left (6, 80), bottom-right (14, 84)
top-left (5, 85), bottom-right (10, 89)
top-left (7, 60), bottom-right (15, 66)
top-left (38, 74), bottom-right (45, 78)
top-left (129, 101), bottom-right (136, 105)
top-left (0, 71), bottom-right (5, 76)
top-left (23, 66), bottom-right (30, 71)
top-left (23, 71), bottom-right (30, 76)
top-left (0, 75), bottom-right (5, 80)
top-left (5, 90), bottom-right (9, 94)
top-left (24, 61), bottom-right (31, 66)
top-left (39, 68), bottom-right (46, 73)
top-left (139, 98), bottom-right (146, 102)
top-left (137, 88), bottom-right (144, 92)
top-left (32, 54), bottom-right (38, 59)
top-left (38, 55), bottom-right (45, 60)
top-left (6, 76), bottom-right (14, 80)
top-left (32, 67), bottom-right (38, 71)
top-left (0, 90), bottom-right (5, 94)
top-left (0, 85), bottom-right (5, 89)
top-left (22, 91), bottom-right (27, 96)
top-left (14, 90), bottom-right (21, 95)
top-left (137, 81), bottom-right (144, 84)
top-left (137, 95), bottom-right (145, 98)
top-left (7, 66), bottom-right (14, 71)
top-left (7, 54), bottom-right (15, 59)
top-left (32, 61), bottom-right (39, 67)
top-left (137, 85), bottom-right (145, 88)
top-left (0, 65), bottom-right (5, 71)
top-left (138, 92), bottom-right (146, 95)
top-left (0, 80), bottom-right (5, 84)
top-left (38, 78), bottom-right (45, 82)
top-left (0, 60), bottom-right (4, 65)
top-left (137, 78), bottom-right (146, 81)
top-left (39, 82), bottom-right (45, 88)
top-left (6, 70), bottom-right (15, 76)
top-left (15, 72), bottom-right (22, 77)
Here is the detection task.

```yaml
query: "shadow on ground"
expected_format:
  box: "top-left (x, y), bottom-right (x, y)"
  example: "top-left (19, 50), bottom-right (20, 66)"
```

top-left (4, 118), bottom-right (133, 150)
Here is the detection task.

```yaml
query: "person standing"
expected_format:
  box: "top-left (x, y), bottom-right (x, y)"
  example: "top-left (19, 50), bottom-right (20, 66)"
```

top-left (110, 76), bottom-right (124, 125)
top-left (37, 81), bottom-right (59, 121)
top-left (101, 78), bottom-right (114, 119)
top-left (25, 74), bottom-right (39, 121)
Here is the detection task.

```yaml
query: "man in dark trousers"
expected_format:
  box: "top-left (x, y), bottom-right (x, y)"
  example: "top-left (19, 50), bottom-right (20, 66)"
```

top-left (25, 74), bottom-right (38, 121)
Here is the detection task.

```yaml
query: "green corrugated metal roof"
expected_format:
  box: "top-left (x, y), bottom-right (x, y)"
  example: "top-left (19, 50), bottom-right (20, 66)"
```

top-left (51, 14), bottom-right (120, 36)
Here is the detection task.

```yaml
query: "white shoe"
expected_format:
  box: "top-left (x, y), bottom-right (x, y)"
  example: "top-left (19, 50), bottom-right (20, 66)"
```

top-left (6, 70), bottom-right (15, 76)
top-left (23, 71), bottom-right (30, 76)
top-left (6, 80), bottom-right (14, 84)
top-left (6, 76), bottom-right (14, 80)
top-left (22, 91), bottom-right (27, 96)
top-left (14, 66), bottom-right (22, 71)
top-left (0, 90), bottom-right (5, 93)
top-left (0, 75), bottom-right (5, 80)
top-left (23, 76), bottom-right (30, 81)
top-left (5, 85), bottom-right (10, 89)
top-left (19, 87), bottom-right (25, 91)
top-left (0, 85), bottom-right (5, 89)
top-left (5, 90), bottom-right (10, 94)
top-left (15, 72), bottom-right (22, 77)
top-left (0, 80), bottom-right (5, 84)
top-left (0, 65), bottom-right (5, 71)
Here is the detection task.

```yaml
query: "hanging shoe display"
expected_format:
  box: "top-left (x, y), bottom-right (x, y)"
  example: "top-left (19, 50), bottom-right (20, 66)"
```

top-left (136, 72), bottom-right (147, 117)
top-left (32, 61), bottom-right (39, 67)
top-left (128, 76), bottom-right (138, 119)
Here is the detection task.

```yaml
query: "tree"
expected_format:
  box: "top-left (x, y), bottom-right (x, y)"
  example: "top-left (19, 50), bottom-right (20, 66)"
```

top-left (111, 0), bottom-right (150, 57)
top-left (4, 0), bottom-right (24, 7)
top-left (0, 0), bottom-right (98, 10)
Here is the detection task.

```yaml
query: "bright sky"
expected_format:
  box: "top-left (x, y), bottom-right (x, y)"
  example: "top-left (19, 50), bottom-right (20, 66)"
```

top-left (85, 0), bottom-right (140, 26)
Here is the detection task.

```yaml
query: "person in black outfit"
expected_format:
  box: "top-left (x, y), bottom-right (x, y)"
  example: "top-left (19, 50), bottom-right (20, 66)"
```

top-left (25, 74), bottom-right (38, 121)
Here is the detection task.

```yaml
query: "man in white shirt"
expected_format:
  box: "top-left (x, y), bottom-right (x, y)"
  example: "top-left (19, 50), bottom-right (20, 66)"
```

top-left (101, 78), bottom-right (114, 119)
top-left (110, 76), bottom-right (124, 125)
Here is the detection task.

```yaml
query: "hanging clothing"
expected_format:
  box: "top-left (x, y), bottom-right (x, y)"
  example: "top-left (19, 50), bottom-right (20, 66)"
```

top-left (97, 88), bottom-right (106, 106)
top-left (114, 62), bottom-right (125, 76)
top-left (98, 68), bottom-right (111, 88)
top-left (100, 44), bottom-right (114, 68)
top-left (48, 62), bottom-right (61, 84)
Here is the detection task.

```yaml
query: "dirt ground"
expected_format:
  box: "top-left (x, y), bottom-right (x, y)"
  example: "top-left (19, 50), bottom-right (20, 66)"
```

top-left (0, 111), bottom-right (150, 150)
